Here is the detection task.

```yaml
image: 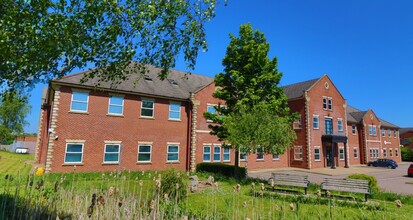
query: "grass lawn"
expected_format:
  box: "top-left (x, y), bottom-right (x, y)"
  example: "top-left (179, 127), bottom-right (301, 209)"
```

top-left (0, 150), bottom-right (33, 177)
top-left (0, 153), bottom-right (412, 219)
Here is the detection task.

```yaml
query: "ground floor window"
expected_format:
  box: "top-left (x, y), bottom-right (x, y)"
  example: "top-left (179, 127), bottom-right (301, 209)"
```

top-left (213, 145), bottom-right (221, 161)
top-left (256, 147), bottom-right (264, 160)
top-left (383, 148), bottom-right (387, 157)
top-left (223, 148), bottom-right (230, 162)
top-left (104, 144), bottom-right (120, 163)
top-left (390, 148), bottom-right (393, 157)
top-left (369, 148), bottom-right (379, 159)
top-left (353, 147), bottom-right (358, 158)
top-left (314, 147), bottom-right (320, 161)
top-left (396, 149), bottom-right (399, 157)
top-left (273, 154), bottom-right (280, 160)
top-left (240, 147), bottom-right (247, 161)
top-left (137, 144), bottom-right (151, 162)
top-left (203, 145), bottom-right (211, 162)
top-left (65, 143), bottom-right (84, 163)
top-left (339, 148), bottom-right (344, 160)
top-left (167, 144), bottom-right (179, 162)
top-left (294, 146), bottom-right (303, 160)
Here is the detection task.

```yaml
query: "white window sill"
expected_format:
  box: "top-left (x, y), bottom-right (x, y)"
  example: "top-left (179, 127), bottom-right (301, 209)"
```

top-left (107, 114), bottom-right (124, 117)
top-left (168, 119), bottom-right (181, 122)
top-left (102, 162), bottom-right (119, 165)
top-left (62, 163), bottom-right (84, 166)
top-left (136, 161), bottom-right (152, 164)
top-left (68, 111), bottom-right (89, 114)
top-left (166, 161), bottom-right (180, 164)
top-left (140, 116), bottom-right (154, 120)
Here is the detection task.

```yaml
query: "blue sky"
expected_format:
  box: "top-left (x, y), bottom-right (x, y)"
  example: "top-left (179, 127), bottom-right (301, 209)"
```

top-left (24, 0), bottom-right (413, 133)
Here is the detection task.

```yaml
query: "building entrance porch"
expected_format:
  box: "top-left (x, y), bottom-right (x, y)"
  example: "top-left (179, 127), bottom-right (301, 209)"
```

top-left (322, 135), bottom-right (348, 169)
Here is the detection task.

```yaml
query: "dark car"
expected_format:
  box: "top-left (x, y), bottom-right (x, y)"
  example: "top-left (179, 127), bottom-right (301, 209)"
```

top-left (408, 164), bottom-right (413, 177)
top-left (367, 158), bottom-right (398, 169)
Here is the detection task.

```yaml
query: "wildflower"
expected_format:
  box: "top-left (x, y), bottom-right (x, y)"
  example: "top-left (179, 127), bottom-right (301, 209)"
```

top-left (395, 200), bottom-right (402, 208)
top-left (176, 183), bottom-right (180, 190)
top-left (260, 183), bottom-right (265, 191)
top-left (73, 165), bottom-right (77, 171)
top-left (274, 205), bottom-right (280, 211)
top-left (155, 178), bottom-right (161, 189)
top-left (122, 175), bottom-right (126, 181)
top-left (164, 193), bottom-right (169, 201)
top-left (233, 184), bottom-right (241, 192)
top-left (150, 199), bottom-right (156, 210)
top-left (289, 203), bottom-right (295, 211)
top-left (139, 180), bottom-right (143, 186)
top-left (251, 183), bottom-right (255, 190)
top-left (259, 190), bottom-right (264, 197)
top-left (108, 186), bottom-right (115, 196)
top-left (326, 190), bottom-right (331, 197)
top-left (35, 167), bottom-right (44, 176)
top-left (142, 170), bottom-right (145, 176)
top-left (54, 181), bottom-right (59, 192)
top-left (316, 190), bottom-right (321, 197)
top-left (243, 201), bottom-right (247, 208)
top-left (181, 216), bottom-right (188, 220)
top-left (177, 172), bottom-right (181, 178)
top-left (269, 179), bottom-right (275, 188)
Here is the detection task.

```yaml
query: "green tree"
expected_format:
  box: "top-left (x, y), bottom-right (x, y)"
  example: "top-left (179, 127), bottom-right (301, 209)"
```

top-left (204, 23), bottom-right (296, 178)
top-left (0, 92), bottom-right (31, 144)
top-left (0, 0), bottom-right (222, 93)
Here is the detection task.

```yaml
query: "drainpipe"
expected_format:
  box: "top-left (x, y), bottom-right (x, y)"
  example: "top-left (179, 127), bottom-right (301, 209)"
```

top-left (186, 97), bottom-right (193, 172)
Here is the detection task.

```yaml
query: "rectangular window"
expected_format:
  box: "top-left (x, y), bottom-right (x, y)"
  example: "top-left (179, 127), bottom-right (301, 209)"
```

top-left (104, 144), bottom-right (120, 163)
top-left (70, 91), bottom-right (89, 112)
top-left (293, 115), bottom-right (302, 129)
top-left (339, 148), bottom-right (344, 160)
top-left (325, 118), bottom-right (333, 135)
top-left (388, 129), bottom-right (391, 138)
top-left (65, 143), bottom-right (84, 163)
top-left (203, 145), bottom-right (211, 161)
top-left (352, 124), bottom-right (356, 134)
top-left (327, 97), bottom-right (332, 110)
top-left (137, 144), bottom-right (151, 162)
top-left (314, 147), bottom-right (320, 161)
top-left (223, 148), bottom-right (230, 162)
top-left (206, 105), bottom-right (217, 122)
top-left (382, 129), bottom-right (385, 137)
top-left (313, 115), bottom-right (319, 129)
top-left (373, 126), bottom-right (377, 136)
top-left (167, 145), bottom-right (179, 162)
top-left (323, 97), bottom-right (327, 109)
top-left (353, 147), bottom-right (358, 158)
top-left (368, 125), bottom-right (373, 136)
top-left (383, 148), bottom-right (387, 157)
top-left (169, 102), bottom-right (181, 120)
top-left (256, 147), bottom-right (264, 160)
top-left (108, 95), bottom-right (124, 115)
top-left (141, 99), bottom-right (154, 117)
top-left (294, 146), bottom-right (303, 160)
top-left (272, 154), bottom-right (280, 160)
top-left (396, 149), bottom-right (399, 157)
top-left (405, 138), bottom-right (410, 145)
top-left (394, 129), bottom-right (397, 138)
top-left (390, 149), bottom-right (393, 157)
top-left (213, 145), bottom-right (221, 161)
top-left (240, 147), bottom-right (247, 161)
top-left (337, 119), bottom-right (343, 132)
top-left (369, 149), bottom-right (373, 158)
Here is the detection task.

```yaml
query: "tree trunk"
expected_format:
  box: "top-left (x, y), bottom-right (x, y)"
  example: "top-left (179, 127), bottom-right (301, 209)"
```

top-left (234, 149), bottom-right (240, 179)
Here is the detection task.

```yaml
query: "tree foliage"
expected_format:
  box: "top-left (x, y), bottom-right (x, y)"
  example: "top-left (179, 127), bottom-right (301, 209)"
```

top-left (0, 92), bottom-right (31, 144)
top-left (0, 0), bottom-right (221, 93)
top-left (204, 23), bottom-right (296, 176)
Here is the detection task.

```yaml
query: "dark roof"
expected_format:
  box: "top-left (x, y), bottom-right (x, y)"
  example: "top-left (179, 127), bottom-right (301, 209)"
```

top-left (400, 128), bottom-right (413, 134)
top-left (282, 77), bottom-right (320, 99)
top-left (52, 64), bottom-right (214, 100)
top-left (380, 118), bottom-right (399, 129)
top-left (346, 105), bottom-right (365, 123)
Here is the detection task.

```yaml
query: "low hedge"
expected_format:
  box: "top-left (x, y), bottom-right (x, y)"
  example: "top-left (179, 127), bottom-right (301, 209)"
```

top-left (347, 173), bottom-right (379, 192)
top-left (196, 163), bottom-right (247, 179)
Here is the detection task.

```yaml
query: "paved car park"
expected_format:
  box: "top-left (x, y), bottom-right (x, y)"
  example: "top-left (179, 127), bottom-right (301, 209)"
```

top-left (248, 163), bottom-right (413, 195)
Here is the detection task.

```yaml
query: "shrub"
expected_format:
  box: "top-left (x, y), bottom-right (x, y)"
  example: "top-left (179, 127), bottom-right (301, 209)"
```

top-left (347, 174), bottom-right (379, 192)
top-left (401, 146), bottom-right (413, 161)
top-left (196, 163), bottom-right (247, 179)
top-left (160, 169), bottom-right (188, 202)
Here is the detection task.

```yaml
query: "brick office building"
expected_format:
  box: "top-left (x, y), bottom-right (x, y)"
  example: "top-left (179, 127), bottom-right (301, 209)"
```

top-left (35, 67), bottom-right (401, 173)
top-left (400, 128), bottom-right (413, 149)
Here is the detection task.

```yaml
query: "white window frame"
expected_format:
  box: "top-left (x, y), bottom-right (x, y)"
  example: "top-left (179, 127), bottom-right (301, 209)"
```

top-left (256, 147), bottom-right (264, 161)
top-left (140, 99), bottom-right (154, 118)
top-left (352, 124), bottom-right (356, 135)
top-left (394, 129), bottom-right (397, 138)
top-left (203, 145), bottom-right (211, 162)
top-left (382, 129), bottom-right (385, 137)
top-left (389, 148), bottom-right (393, 157)
top-left (313, 115), bottom-right (319, 129)
top-left (388, 129), bottom-right (391, 138)
top-left (70, 90), bottom-right (89, 112)
top-left (337, 118), bottom-right (343, 132)
top-left (239, 147), bottom-right (247, 161)
top-left (206, 104), bottom-right (217, 122)
top-left (383, 148), bottom-right (387, 157)
top-left (294, 146), bottom-right (303, 161)
top-left (213, 145), bottom-right (221, 162)
top-left (293, 114), bottom-right (302, 129)
top-left (64, 143), bottom-right (84, 164)
top-left (167, 144), bottom-right (179, 162)
top-left (272, 153), bottom-right (280, 160)
top-left (353, 147), bottom-right (358, 158)
top-left (339, 147), bottom-right (344, 160)
top-left (322, 96), bottom-right (327, 110)
top-left (373, 126), bottom-right (377, 136)
top-left (327, 97), bottom-right (332, 110)
top-left (314, 147), bottom-right (321, 161)
top-left (168, 102), bottom-right (181, 120)
top-left (103, 143), bottom-right (120, 163)
top-left (223, 147), bottom-right (230, 162)
top-left (396, 149), bottom-right (399, 157)
top-left (368, 125), bottom-right (373, 136)
top-left (108, 95), bottom-right (124, 115)
top-left (137, 144), bottom-right (152, 162)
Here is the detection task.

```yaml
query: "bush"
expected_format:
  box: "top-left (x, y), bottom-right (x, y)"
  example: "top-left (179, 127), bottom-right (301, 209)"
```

top-left (347, 174), bottom-right (379, 192)
top-left (160, 169), bottom-right (188, 202)
top-left (196, 163), bottom-right (247, 179)
top-left (401, 146), bottom-right (413, 161)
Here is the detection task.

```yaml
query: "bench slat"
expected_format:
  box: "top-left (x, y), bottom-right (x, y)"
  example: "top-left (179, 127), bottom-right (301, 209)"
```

top-left (321, 178), bottom-right (371, 195)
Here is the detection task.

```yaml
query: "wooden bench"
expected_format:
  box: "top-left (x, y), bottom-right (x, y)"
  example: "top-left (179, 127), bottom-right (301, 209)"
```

top-left (268, 173), bottom-right (310, 195)
top-left (320, 178), bottom-right (371, 201)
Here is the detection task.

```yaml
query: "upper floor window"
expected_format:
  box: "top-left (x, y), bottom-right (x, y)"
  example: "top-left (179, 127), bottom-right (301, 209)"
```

top-left (169, 102), bottom-right (181, 120)
top-left (65, 143), bottom-right (84, 163)
top-left (108, 95), bottom-right (124, 115)
top-left (313, 115), bottom-right (319, 129)
top-left (388, 129), bottom-right (391, 138)
top-left (206, 104), bottom-right (217, 122)
top-left (405, 138), bottom-right (410, 145)
top-left (325, 118), bottom-right (333, 135)
top-left (71, 91), bottom-right (89, 112)
top-left (352, 124), bottom-right (356, 134)
top-left (382, 129), bottom-right (385, 137)
top-left (323, 96), bottom-right (333, 110)
top-left (337, 119), bottom-right (343, 132)
top-left (368, 125), bottom-right (377, 136)
top-left (373, 126), bottom-right (377, 136)
top-left (293, 115), bottom-right (302, 129)
top-left (394, 129), bottom-right (397, 138)
top-left (104, 144), bottom-right (120, 163)
top-left (141, 99), bottom-right (154, 117)
top-left (294, 146), bottom-right (303, 160)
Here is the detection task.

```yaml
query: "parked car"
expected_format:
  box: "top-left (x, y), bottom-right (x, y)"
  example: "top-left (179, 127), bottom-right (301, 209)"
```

top-left (367, 158), bottom-right (398, 169)
top-left (408, 164), bottom-right (413, 177)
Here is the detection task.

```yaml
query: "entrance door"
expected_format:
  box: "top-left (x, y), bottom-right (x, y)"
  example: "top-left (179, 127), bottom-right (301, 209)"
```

top-left (326, 145), bottom-right (332, 167)
top-left (325, 118), bottom-right (333, 135)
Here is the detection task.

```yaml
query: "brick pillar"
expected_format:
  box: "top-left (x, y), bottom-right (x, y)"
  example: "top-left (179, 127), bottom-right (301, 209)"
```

top-left (34, 87), bottom-right (48, 163)
top-left (189, 93), bottom-right (200, 172)
top-left (45, 87), bottom-right (61, 173)
top-left (305, 92), bottom-right (311, 169)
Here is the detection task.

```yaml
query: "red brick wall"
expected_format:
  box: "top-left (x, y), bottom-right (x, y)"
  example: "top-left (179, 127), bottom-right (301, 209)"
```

top-left (381, 127), bottom-right (401, 162)
top-left (48, 86), bottom-right (190, 173)
top-left (400, 131), bottom-right (413, 149)
top-left (346, 123), bottom-right (361, 165)
top-left (287, 99), bottom-right (307, 169)
top-left (362, 110), bottom-right (381, 163)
